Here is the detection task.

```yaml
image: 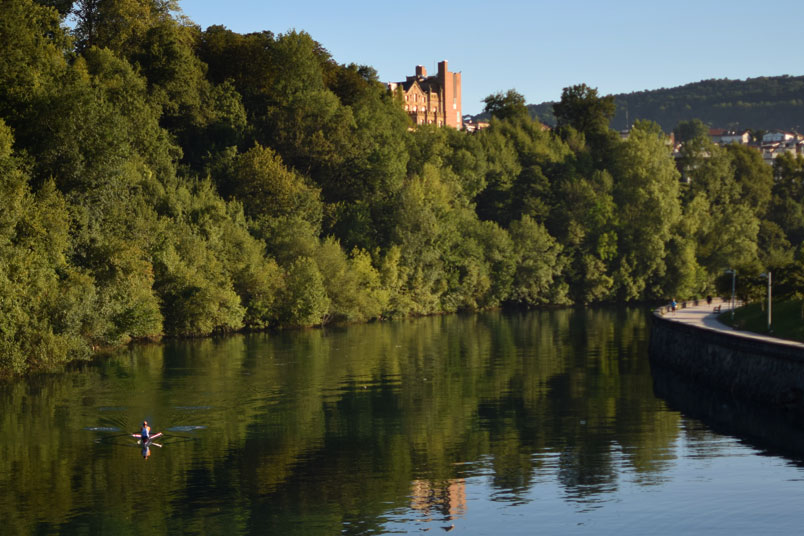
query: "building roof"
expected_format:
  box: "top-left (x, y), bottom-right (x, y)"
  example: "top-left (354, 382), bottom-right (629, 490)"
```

top-left (397, 75), bottom-right (443, 95)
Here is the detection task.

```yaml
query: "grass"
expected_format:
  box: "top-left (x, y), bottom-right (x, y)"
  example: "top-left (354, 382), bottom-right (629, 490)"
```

top-left (718, 299), bottom-right (804, 342)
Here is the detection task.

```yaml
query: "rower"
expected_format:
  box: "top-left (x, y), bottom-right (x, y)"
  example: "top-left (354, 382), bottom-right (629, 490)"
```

top-left (140, 420), bottom-right (150, 442)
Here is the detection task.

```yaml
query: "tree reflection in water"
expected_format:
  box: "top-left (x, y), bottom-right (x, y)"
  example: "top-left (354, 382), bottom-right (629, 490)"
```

top-left (0, 308), bottom-right (723, 535)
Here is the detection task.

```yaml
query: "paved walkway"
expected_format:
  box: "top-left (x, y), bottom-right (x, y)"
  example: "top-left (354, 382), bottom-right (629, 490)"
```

top-left (658, 300), bottom-right (804, 349)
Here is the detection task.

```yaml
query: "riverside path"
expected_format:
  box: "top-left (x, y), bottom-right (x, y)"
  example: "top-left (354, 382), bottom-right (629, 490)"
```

top-left (656, 299), bottom-right (804, 350)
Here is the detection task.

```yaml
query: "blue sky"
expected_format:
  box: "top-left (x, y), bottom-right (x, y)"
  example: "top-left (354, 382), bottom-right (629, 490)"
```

top-left (180, 0), bottom-right (804, 115)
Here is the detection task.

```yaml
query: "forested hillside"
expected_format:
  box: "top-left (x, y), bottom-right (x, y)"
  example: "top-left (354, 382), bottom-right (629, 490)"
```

top-left (2, 0), bottom-right (804, 375)
top-left (521, 76), bottom-right (804, 132)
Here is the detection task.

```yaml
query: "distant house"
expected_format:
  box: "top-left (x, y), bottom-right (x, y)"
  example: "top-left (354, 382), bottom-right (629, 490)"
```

top-left (758, 134), bottom-right (804, 164)
top-left (761, 142), bottom-right (780, 165)
top-left (720, 130), bottom-right (751, 145)
top-left (463, 118), bottom-right (489, 133)
top-left (708, 128), bottom-right (728, 139)
top-left (762, 130), bottom-right (797, 143)
top-left (387, 61), bottom-right (462, 129)
top-left (709, 128), bottom-right (750, 145)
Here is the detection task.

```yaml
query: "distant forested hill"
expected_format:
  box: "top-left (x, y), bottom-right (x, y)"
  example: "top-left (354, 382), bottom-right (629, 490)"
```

top-left (501, 76), bottom-right (804, 132)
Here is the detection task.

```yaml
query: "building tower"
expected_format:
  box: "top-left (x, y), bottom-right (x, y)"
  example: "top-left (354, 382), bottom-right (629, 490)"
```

top-left (437, 60), bottom-right (462, 129)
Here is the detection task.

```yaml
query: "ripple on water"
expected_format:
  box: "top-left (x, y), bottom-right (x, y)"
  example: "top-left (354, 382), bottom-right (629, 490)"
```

top-left (165, 425), bottom-right (207, 432)
top-left (84, 426), bottom-right (121, 432)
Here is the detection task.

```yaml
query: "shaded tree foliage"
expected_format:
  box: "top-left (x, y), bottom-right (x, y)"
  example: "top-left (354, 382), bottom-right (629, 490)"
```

top-left (483, 89), bottom-right (529, 122)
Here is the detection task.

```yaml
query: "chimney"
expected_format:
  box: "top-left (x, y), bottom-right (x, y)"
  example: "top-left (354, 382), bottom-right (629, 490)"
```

top-left (415, 65), bottom-right (427, 77)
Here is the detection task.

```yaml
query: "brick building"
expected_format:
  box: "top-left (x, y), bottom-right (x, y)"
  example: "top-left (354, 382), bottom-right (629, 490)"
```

top-left (387, 61), bottom-right (462, 129)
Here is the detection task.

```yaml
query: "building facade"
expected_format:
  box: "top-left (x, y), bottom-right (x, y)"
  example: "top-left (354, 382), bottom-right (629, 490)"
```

top-left (387, 61), bottom-right (462, 129)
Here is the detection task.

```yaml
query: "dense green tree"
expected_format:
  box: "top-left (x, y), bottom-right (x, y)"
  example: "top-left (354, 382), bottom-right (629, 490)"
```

top-left (72, 0), bottom-right (179, 53)
top-left (312, 237), bottom-right (388, 322)
top-left (757, 220), bottom-right (793, 272)
top-left (0, 0), bottom-right (71, 131)
top-left (441, 217), bottom-right (515, 311)
top-left (474, 127), bottom-right (521, 224)
top-left (0, 121), bottom-right (93, 372)
top-left (326, 62), bottom-right (380, 106)
top-left (680, 137), bottom-right (760, 275)
top-left (339, 83), bottom-right (408, 202)
top-left (483, 89), bottom-right (529, 122)
top-left (769, 153), bottom-right (804, 245)
top-left (723, 143), bottom-right (773, 217)
top-left (549, 168), bottom-right (617, 304)
top-left (775, 245), bottom-right (804, 318)
top-left (220, 144), bottom-right (323, 266)
top-left (661, 234), bottom-right (707, 299)
top-left (279, 256), bottom-right (330, 326)
top-left (323, 78), bottom-right (409, 250)
top-left (553, 84), bottom-right (618, 169)
top-left (226, 144), bottom-right (322, 226)
top-left (442, 126), bottom-right (488, 200)
top-left (478, 111), bottom-right (573, 226)
top-left (27, 47), bottom-right (177, 191)
top-left (672, 119), bottom-right (709, 143)
top-left (390, 165), bottom-right (453, 314)
top-left (151, 180), bottom-right (252, 336)
top-left (33, 0), bottom-right (73, 15)
top-left (508, 216), bottom-right (568, 305)
top-left (553, 84), bottom-right (616, 138)
top-left (611, 120), bottom-right (681, 300)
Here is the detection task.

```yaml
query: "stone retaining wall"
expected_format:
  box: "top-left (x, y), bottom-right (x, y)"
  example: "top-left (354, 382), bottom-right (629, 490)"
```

top-left (650, 313), bottom-right (804, 410)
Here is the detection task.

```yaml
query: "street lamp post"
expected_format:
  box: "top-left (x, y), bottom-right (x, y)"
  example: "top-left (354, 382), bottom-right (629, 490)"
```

top-left (724, 269), bottom-right (736, 320)
top-left (760, 271), bottom-right (772, 332)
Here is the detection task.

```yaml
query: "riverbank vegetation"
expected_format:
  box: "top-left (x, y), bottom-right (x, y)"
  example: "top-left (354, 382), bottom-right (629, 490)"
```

top-left (2, 0), bottom-right (804, 374)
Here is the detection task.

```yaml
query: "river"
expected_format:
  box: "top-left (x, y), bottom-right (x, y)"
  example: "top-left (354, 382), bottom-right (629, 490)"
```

top-left (2, 308), bottom-right (804, 534)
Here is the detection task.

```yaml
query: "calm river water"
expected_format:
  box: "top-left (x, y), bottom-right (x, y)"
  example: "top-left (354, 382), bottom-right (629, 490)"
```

top-left (3, 308), bottom-right (804, 535)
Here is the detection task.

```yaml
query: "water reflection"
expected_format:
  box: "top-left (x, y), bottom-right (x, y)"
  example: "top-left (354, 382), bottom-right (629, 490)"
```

top-left (651, 365), bottom-right (804, 465)
top-left (410, 478), bottom-right (466, 526)
top-left (2, 308), bottom-right (804, 534)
